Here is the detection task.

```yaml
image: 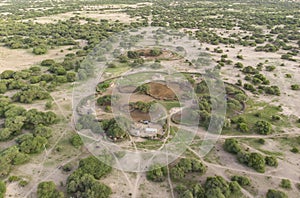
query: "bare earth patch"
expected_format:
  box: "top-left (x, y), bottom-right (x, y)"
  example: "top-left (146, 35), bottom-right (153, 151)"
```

top-left (0, 45), bottom-right (74, 73)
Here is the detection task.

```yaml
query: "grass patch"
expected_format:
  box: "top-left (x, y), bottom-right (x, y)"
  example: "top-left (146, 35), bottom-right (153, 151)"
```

top-left (135, 140), bottom-right (163, 150)
top-left (159, 101), bottom-right (181, 110)
top-left (223, 100), bottom-right (291, 134)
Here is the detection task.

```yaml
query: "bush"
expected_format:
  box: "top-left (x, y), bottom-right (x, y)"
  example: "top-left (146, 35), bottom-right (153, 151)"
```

top-left (243, 83), bottom-right (256, 92)
top-left (41, 59), bottom-right (55, 66)
top-left (66, 72), bottom-right (76, 82)
top-left (127, 51), bottom-right (140, 59)
top-left (255, 120), bottom-right (272, 135)
top-left (237, 151), bottom-right (265, 173)
top-left (62, 163), bottom-right (73, 172)
top-left (264, 86), bottom-right (280, 96)
top-left (70, 134), bottom-right (83, 149)
top-left (18, 180), bottom-right (28, 187)
top-left (67, 172), bottom-right (111, 198)
top-left (224, 139), bottom-right (242, 154)
top-left (265, 156), bottom-right (278, 167)
top-left (78, 156), bottom-right (112, 180)
top-left (149, 48), bottom-right (163, 56)
top-left (0, 181), bottom-right (5, 198)
top-left (234, 62), bottom-right (244, 68)
top-left (291, 84), bottom-right (300, 90)
top-left (0, 70), bottom-right (14, 79)
top-left (266, 66), bottom-right (276, 71)
top-left (12, 86), bottom-right (50, 103)
top-left (8, 175), bottom-right (21, 182)
top-left (258, 138), bottom-right (265, 144)
top-left (18, 135), bottom-right (48, 154)
top-left (33, 125), bottom-right (53, 139)
top-left (37, 181), bottom-right (64, 198)
top-left (205, 176), bottom-right (230, 198)
top-left (280, 179), bottom-right (292, 189)
top-left (237, 122), bottom-right (249, 132)
top-left (266, 189), bottom-right (288, 198)
top-left (237, 55), bottom-right (243, 60)
top-left (33, 46), bottom-right (48, 55)
top-left (0, 83), bottom-right (7, 94)
top-left (242, 66), bottom-right (257, 74)
top-left (290, 147), bottom-right (299, 153)
top-left (146, 164), bottom-right (167, 182)
top-left (231, 175), bottom-right (251, 187)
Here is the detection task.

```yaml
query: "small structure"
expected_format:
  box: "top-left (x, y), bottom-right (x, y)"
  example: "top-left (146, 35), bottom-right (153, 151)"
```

top-left (139, 120), bottom-right (150, 125)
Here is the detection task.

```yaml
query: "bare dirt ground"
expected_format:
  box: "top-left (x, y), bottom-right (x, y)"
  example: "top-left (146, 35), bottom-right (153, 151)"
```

top-left (148, 82), bottom-right (178, 100)
top-left (21, 10), bottom-right (139, 24)
top-left (0, 45), bottom-right (73, 73)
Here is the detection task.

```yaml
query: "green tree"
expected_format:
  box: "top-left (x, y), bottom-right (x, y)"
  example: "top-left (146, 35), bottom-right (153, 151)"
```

top-left (78, 156), bottom-right (112, 180)
top-left (224, 139), bottom-right (241, 154)
top-left (150, 48), bottom-right (163, 56)
top-left (231, 175), bottom-right (251, 187)
top-left (265, 156), bottom-right (278, 167)
top-left (33, 46), bottom-right (48, 55)
top-left (67, 171), bottom-right (111, 198)
top-left (127, 51), bottom-right (140, 59)
top-left (37, 181), bottom-right (64, 198)
top-left (146, 164), bottom-right (167, 182)
top-left (291, 84), bottom-right (300, 90)
top-left (66, 72), bottom-right (76, 82)
top-left (41, 59), bottom-right (55, 66)
top-left (0, 181), bottom-right (6, 198)
top-left (280, 179), bottom-right (291, 189)
top-left (247, 152), bottom-right (265, 173)
top-left (70, 134), bottom-right (83, 149)
top-left (19, 135), bottom-right (48, 154)
top-left (266, 189), bottom-right (288, 198)
top-left (0, 83), bottom-right (7, 94)
top-left (255, 120), bottom-right (272, 135)
top-left (204, 176), bottom-right (230, 198)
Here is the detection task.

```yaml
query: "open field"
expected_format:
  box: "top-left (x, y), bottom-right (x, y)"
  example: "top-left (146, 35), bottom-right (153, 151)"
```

top-left (0, 0), bottom-right (299, 198)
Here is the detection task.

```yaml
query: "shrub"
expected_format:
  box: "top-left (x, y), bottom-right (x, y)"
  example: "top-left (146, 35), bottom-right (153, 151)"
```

top-left (231, 175), bottom-right (251, 187)
top-left (291, 84), bottom-right (300, 90)
top-left (237, 123), bottom-right (249, 133)
top-left (266, 66), bottom-right (276, 71)
top-left (266, 189), bottom-right (288, 198)
top-left (243, 83), bottom-right (256, 92)
top-left (62, 163), bottom-right (73, 172)
top-left (290, 147), bottom-right (299, 153)
top-left (70, 134), bottom-right (83, 149)
top-left (280, 179), bottom-right (291, 189)
top-left (258, 138), bottom-right (265, 144)
top-left (127, 51), bottom-right (140, 59)
top-left (37, 181), bottom-right (64, 198)
top-left (150, 48), bottom-right (163, 56)
top-left (237, 54), bottom-right (243, 60)
top-left (255, 120), bottom-right (272, 135)
top-left (18, 180), bottom-right (28, 187)
top-left (41, 59), bottom-right (55, 66)
top-left (146, 164), bottom-right (167, 182)
top-left (205, 176), bottom-right (230, 198)
top-left (264, 86), bottom-right (280, 96)
top-left (224, 139), bottom-right (241, 154)
top-left (0, 181), bottom-right (6, 198)
top-left (8, 175), bottom-right (21, 182)
top-left (33, 46), bottom-right (48, 55)
top-left (0, 83), bottom-right (7, 94)
top-left (265, 156), bottom-right (278, 167)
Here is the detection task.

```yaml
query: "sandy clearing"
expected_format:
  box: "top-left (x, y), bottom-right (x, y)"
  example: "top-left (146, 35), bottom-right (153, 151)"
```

top-left (21, 10), bottom-right (139, 24)
top-left (0, 45), bottom-right (74, 73)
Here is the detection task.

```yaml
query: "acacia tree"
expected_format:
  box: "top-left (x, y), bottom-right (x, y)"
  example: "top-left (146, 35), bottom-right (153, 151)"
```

top-left (37, 181), bottom-right (64, 198)
top-left (255, 120), bottom-right (272, 135)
